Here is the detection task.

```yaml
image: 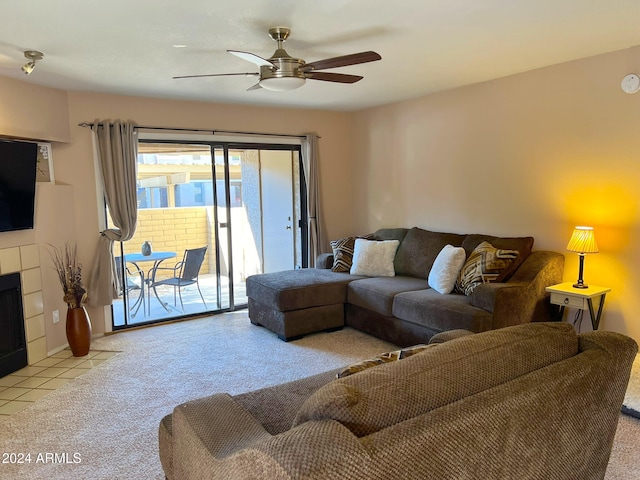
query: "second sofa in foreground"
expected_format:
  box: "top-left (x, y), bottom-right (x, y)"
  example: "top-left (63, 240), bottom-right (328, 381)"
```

top-left (159, 322), bottom-right (637, 479)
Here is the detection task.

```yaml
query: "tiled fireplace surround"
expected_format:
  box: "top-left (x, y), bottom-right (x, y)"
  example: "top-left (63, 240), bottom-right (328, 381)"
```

top-left (0, 244), bottom-right (47, 367)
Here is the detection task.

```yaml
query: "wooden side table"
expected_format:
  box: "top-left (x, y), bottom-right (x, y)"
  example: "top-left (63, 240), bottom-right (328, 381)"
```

top-left (545, 282), bottom-right (611, 330)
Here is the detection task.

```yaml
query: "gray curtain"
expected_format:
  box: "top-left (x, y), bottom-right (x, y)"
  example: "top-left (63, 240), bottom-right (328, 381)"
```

top-left (87, 120), bottom-right (138, 307)
top-left (301, 133), bottom-right (328, 267)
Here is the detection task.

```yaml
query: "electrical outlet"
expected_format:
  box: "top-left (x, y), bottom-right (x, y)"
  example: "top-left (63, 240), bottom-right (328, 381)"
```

top-left (53, 310), bottom-right (59, 324)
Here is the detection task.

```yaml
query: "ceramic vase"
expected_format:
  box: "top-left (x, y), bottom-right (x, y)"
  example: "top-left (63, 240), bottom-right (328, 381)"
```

top-left (141, 241), bottom-right (152, 256)
top-left (66, 306), bottom-right (92, 357)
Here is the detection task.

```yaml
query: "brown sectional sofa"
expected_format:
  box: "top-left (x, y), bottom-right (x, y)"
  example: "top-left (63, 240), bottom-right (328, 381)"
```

top-left (158, 323), bottom-right (637, 479)
top-left (247, 227), bottom-right (565, 345)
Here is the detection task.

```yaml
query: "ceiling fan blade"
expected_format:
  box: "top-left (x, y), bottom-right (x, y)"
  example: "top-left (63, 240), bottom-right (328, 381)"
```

top-left (305, 72), bottom-right (363, 84)
top-left (228, 50), bottom-right (276, 68)
top-left (302, 51), bottom-right (381, 72)
top-left (247, 82), bottom-right (262, 91)
top-left (173, 72), bottom-right (258, 80)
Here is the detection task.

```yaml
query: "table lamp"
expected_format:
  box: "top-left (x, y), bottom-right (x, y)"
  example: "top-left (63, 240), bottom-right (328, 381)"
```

top-left (566, 226), bottom-right (598, 289)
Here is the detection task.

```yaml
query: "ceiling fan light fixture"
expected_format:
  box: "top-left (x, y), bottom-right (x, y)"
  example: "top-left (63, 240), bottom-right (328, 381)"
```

top-left (259, 76), bottom-right (306, 91)
top-left (172, 27), bottom-right (381, 91)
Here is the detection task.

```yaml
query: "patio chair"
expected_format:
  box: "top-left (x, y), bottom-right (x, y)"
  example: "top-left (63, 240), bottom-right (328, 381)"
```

top-left (114, 256), bottom-right (145, 317)
top-left (149, 246), bottom-right (208, 312)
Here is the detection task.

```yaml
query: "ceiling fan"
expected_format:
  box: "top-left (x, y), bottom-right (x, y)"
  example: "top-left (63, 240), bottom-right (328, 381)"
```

top-left (173, 27), bottom-right (382, 91)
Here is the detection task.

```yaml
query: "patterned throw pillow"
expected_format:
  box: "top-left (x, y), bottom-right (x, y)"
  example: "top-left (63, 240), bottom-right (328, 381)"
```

top-left (398, 343), bottom-right (433, 359)
top-left (336, 344), bottom-right (432, 378)
top-left (330, 234), bottom-right (374, 272)
top-left (336, 350), bottom-right (401, 378)
top-left (455, 241), bottom-right (519, 296)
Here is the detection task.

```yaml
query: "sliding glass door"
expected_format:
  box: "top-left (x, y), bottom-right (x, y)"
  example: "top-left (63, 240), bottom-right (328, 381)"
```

top-left (111, 140), bottom-right (305, 329)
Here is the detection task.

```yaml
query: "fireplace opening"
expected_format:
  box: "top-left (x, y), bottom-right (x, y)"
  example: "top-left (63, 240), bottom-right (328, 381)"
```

top-left (0, 272), bottom-right (27, 378)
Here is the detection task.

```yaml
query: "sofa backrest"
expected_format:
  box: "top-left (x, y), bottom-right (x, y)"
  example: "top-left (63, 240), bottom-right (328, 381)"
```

top-left (372, 228), bottom-right (409, 243)
top-left (392, 227), bottom-right (466, 278)
top-left (353, 328), bottom-right (637, 480)
top-left (292, 322), bottom-right (579, 437)
top-left (373, 226), bottom-right (535, 280)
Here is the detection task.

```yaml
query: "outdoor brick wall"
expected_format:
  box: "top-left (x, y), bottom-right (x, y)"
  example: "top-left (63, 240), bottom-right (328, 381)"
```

top-left (121, 207), bottom-right (213, 276)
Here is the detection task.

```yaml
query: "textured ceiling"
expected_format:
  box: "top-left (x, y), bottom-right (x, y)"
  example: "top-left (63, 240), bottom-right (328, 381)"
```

top-left (1, 0), bottom-right (640, 111)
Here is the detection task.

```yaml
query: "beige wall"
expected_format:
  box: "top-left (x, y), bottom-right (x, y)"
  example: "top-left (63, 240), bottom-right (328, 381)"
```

top-left (352, 47), bottom-right (640, 341)
top-left (2, 43), bottom-right (640, 352)
top-left (0, 76), bottom-right (70, 142)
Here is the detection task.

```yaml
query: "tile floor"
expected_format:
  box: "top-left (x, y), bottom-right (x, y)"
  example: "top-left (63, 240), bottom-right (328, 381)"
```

top-left (0, 349), bottom-right (119, 417)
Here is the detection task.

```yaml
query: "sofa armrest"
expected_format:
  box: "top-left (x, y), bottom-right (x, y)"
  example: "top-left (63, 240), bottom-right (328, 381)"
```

top-left (174, 392), bottom-right (373, 479)
top-left (172, 393), bottom-right (275, 478)
top-left (316, 253), bottom-right (334, 269)
top-left (471, 251), bottom-right (565, 328)
top-left (509, 250), bottom-right (565, 284)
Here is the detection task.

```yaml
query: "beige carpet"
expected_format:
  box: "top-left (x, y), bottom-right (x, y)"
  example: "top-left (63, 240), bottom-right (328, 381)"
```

top-left (0, 312), bottom-right (638, 479)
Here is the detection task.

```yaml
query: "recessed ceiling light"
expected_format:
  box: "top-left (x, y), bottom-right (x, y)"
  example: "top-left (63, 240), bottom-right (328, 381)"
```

top-left (172, 44), bottom-right (188, 48)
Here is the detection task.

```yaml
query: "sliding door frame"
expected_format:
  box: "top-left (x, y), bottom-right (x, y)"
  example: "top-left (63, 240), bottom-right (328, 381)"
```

top-left (112, 138), bottom-right (307, 329)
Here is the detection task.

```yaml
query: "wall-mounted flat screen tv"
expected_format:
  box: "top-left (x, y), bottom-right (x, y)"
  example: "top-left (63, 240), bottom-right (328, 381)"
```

top-left (0, 139), bottom-right (38, 233)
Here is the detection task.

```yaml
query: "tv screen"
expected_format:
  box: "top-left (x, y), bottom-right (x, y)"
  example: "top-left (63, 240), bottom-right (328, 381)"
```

top-left (0, 139), bottom-right (38, 232)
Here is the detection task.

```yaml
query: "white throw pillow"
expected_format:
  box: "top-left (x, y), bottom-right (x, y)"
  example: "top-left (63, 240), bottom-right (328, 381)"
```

top-left (428, 244), bottom-right (466, 294)
top-left (350, 239), bottom-right (400, 277)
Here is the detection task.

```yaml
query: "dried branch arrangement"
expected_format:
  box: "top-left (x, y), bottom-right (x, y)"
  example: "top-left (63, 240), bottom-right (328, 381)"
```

top-left (50, 243), bottom-right (87, 309)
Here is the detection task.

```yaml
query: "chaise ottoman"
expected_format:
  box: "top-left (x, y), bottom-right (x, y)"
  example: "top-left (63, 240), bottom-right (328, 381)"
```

top-left (246, 269), bottom-right (361, 341)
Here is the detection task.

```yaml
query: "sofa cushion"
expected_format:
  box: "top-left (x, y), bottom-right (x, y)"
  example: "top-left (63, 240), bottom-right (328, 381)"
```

top-left (394, 227), bottom-right (466, 279)
top-left (461, 234), bottom-right (534, 281)
top-left (350, 239), bottom-right (400, 277)
top-left (292, 323), bottom-right (579, 437)
top-left (455, 241), bottom-right (519, 295)
top-left (246, 269), bottom-right (361, 311)
top-left (428, 245), bottom-right (466, 294)
top-left (392, 288), bottom-right (493, 333)
top-left (233, 368), bottom-right (340, 435)
top-left (348, 276), bottom-right (429, 316)
top-left (329, 234), bottom-right (374, 272)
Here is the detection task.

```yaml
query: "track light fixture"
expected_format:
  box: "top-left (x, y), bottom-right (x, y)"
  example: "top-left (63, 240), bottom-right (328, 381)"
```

top-left (21, 50), bottom-right (44, 75)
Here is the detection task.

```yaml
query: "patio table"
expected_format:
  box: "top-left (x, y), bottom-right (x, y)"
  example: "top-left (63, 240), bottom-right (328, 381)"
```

top-left (125, 251), bottom-right (177, 313)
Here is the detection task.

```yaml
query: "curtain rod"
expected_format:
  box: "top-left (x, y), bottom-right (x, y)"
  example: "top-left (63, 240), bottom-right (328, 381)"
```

top-left (78, 122), bottom-right (312, 139)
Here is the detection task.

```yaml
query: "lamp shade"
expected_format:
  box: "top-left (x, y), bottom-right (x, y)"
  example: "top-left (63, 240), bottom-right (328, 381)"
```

top-left (566, 226), bottom-right (599, 254)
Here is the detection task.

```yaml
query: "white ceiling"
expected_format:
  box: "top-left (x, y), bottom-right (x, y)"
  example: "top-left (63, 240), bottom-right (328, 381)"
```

top-left (1, 0), bottom-right (640, 111)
